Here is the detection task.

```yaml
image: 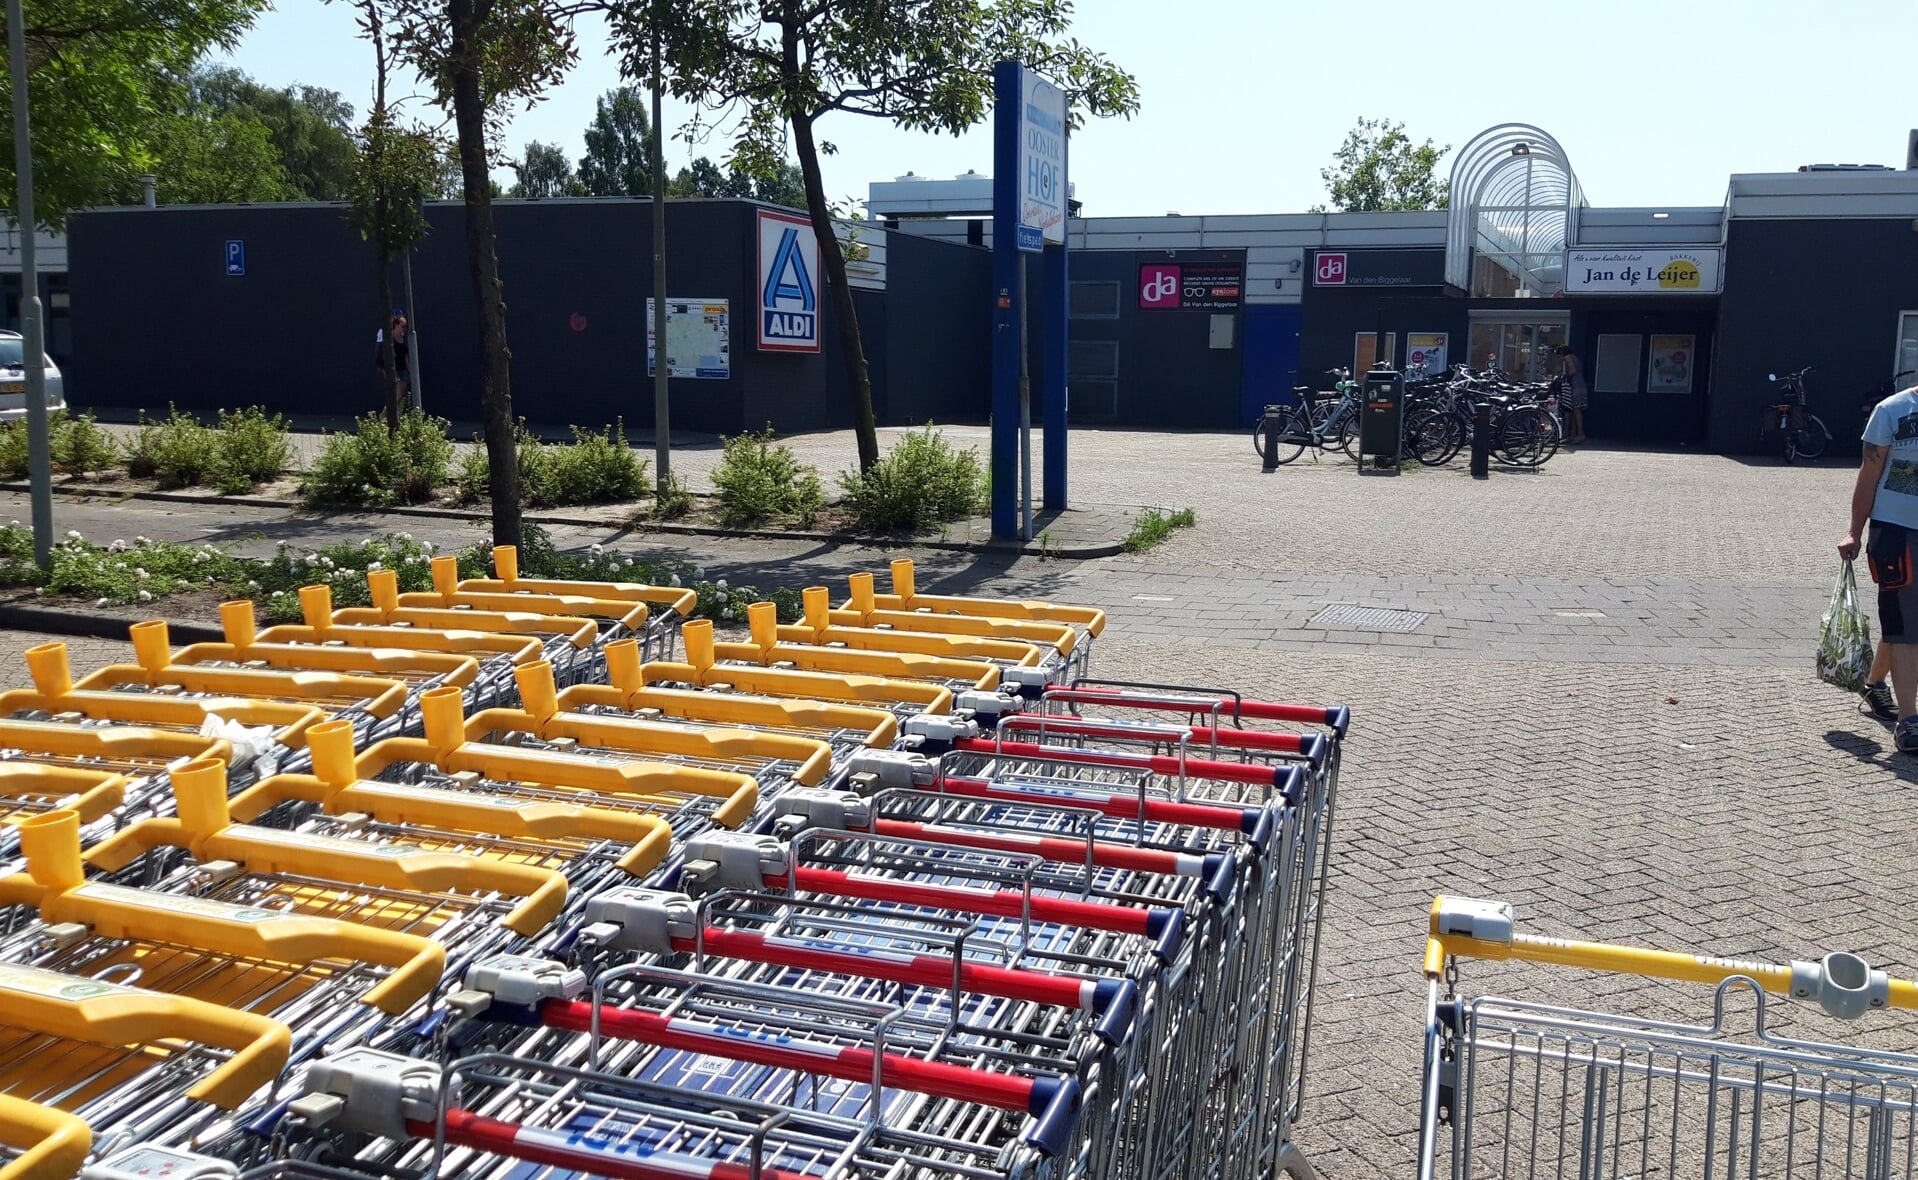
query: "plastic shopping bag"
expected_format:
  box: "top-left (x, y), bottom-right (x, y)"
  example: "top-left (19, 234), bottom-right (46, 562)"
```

top-left (1817, 560), bottom-right (1874, 692)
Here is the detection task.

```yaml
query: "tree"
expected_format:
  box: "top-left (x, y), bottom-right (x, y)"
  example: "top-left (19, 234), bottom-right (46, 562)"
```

top-left (147, 103), bottom-right (288, 204)
top-left (511, 139), bottom-right (583, 197)
top-left (611, 0), bottom-right (1138, 473)
top-left (1, 0), bottom-right (269, 228)
top-left (576, 86), bottom-right (654, 197)
top-left (343, 0), bottom-right (445, 430)
top-left (190, 65), bottom-right (359, 200)
top-left (384, 0), bottom-right (585, 550)
top-left (1315, 117), bottom-right (1450, 213)
top-left (670, 155), bottom-right (805, 207)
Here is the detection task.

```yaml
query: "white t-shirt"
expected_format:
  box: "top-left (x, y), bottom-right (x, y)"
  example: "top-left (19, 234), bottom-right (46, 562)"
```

top-left (1864, 387), bottom-right (1918, 529)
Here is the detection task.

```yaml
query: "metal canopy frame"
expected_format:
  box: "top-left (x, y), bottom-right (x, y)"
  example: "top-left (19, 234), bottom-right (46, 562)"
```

top-left (1444, 124), bottom-right (1586, 296)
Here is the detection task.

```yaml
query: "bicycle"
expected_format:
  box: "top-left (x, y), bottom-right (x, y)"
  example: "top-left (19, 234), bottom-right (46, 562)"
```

top-left (1761, 367), bottom-right (1828, 463)
top-left (1252, 369), bottom-right (1363, 465)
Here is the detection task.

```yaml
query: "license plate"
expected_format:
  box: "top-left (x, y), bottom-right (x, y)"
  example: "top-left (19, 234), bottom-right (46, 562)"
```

top-left (0, 383), bottom-right (21, 394)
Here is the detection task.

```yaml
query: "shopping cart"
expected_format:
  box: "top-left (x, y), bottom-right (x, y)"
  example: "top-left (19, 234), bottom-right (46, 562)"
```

top-left (1420, 894), bottom-right (1918, 1180)
top-left (832, 571), bottom-right (1091, 683)
top-left (641, 619), bottom-right (963, 718)
top-left (0, 1093), bottom-right (89, 1180)
top-left (558, 637), bottom-right (899, 755)
top-left (455, 544), bottom-right (700, 662)
top-left (859, 559), bottom-right (1107, 649)
top-left (781, 587), bottom-right (1065, 694)
top-left (307, 580), bottom-right (602, 688)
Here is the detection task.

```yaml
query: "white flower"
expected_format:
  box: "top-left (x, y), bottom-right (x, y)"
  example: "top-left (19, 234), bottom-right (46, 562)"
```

top-left (32, 586), bottom-right (44, 596)
top-left (65, 530), bottom-right (81, 541)
top-left (320, 557), bottom-right (334, 570)
top-left (668, 573), bottom-right (681, 587)
top-left (108, 539), bottom-right (127, 552)
top-left (693, 567), bottom-right (705, 580)
top-left (368, 561), bottom-right (383, 572)
top-left (93, 597), bottom-right (108, 607)
top-left (113, 562), bottom-right (127, 571)
top-left (192, 550), bottom-right (208, 563)
top-left (422, 540), bottom-right (436, 552)
top-left (623, 557), bottom-right (634, 568)
top-left (715, 578), bottom-right (728, 590)
top-left (589, 543), bottom-right (604, 556)
top-left (336, 569), bottom-right (355, 579)
top-left (135, 569), bottom-right (149, 581)
top-left (398, 532), bottom-right (412, 542)
top-left (277, 539), bottom-right (290, 549)
top-left (206, 576), bottom-right (216, 584)
top-left (246, 580), bottom-right (259, 591)
top-left (136, 589), bottom-right (152, 602)
top-left (135, 535), bottom-right (149, 545)
top-left (8, 520), bottom-right (17, 527)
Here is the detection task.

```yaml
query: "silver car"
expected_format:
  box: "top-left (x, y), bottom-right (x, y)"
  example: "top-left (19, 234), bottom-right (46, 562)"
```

top-left (0, 329), bottom-right (66, 421)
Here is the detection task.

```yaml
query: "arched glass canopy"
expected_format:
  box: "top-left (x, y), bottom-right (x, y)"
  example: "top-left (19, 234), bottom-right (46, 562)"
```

top-left (1444, 124), bottom-right (1586, 296)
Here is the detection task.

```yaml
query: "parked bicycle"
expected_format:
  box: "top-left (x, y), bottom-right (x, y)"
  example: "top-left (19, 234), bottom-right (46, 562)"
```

top-left (1761, 367), bottom-right (1827, 463)
top-left (1401, 365), bottom-right (1560, 468)
top-left (1253, 368), bottom-right (1364, 464)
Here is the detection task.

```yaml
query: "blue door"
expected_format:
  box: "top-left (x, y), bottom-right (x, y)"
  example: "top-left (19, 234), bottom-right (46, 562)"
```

top-left (1240, 305), bottom-right (1302, 426)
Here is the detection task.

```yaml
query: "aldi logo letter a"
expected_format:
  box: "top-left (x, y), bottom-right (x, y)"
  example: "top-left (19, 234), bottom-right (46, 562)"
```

top-left (757, 210), bottom-right (822, 353)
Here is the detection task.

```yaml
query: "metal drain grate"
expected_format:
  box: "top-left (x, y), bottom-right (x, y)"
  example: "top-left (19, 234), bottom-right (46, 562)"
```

top-left (1309, 604), bottom-right (1429, 633)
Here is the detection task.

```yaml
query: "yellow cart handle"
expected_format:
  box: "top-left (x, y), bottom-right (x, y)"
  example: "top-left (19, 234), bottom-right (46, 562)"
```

top-left (0, 960), bottom-right (290, 1110)
top-left (0, 1093), bottom-right (89, 1180)
top-left (172, 638), bottom-right (481, 687)
top-left (833, 576), bottom-right (1079, 656)
top-left (480, 545), bottom-right (699, 617)
top-left (881, 558), bottom-right (1107, 636)
top-left (1425, 895), bottom-right (1918, 1019)
top-left (0, 764), bottom-right (127, 826)
top-left (782, 589), bottom-right (1042, 664)
top-left (564, 650), bottom-right (898, 747)
top-left (16, 811), bottom-right (446, 1016)
top-left (0, 717), bottom-right (235, 768)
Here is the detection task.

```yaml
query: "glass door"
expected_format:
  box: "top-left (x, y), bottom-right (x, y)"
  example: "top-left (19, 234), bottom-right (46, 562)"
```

top-left (1897, 311), bottom-right (1918, 386)
top-left (1467, 316), bottom-right (1568, 380)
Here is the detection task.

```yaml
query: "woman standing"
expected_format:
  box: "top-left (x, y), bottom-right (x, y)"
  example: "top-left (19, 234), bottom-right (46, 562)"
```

top-left (1554, 345), bottom-right (1588, 445)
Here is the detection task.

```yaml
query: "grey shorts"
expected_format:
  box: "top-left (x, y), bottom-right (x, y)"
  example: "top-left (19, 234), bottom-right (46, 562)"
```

top-left (1869, 521), bottom-right (1918, 642)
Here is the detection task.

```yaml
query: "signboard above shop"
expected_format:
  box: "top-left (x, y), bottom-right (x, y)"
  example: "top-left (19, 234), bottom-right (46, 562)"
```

top-left (1138, 257), bottom-right (1243, 311)
top-left (1310, 248), bottom-right (1446, 288)
top-left (1563, 248), bottom-right (1722, 295)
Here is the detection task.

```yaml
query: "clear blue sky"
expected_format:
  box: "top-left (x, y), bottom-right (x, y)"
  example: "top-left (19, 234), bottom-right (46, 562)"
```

top-left (223, 0), bottom-right (1918, 215)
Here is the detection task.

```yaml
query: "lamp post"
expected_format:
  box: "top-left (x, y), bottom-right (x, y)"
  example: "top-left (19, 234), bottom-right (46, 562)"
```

top-left (7, 0), bottom-right (54, 567)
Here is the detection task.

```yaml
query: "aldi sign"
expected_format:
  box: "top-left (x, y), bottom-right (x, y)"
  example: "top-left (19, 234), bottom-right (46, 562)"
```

top-left (757, 210), bottom-right (821, 352)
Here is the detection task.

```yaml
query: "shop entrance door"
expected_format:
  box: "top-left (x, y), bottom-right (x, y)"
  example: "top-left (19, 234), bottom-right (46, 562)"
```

top-left (1467, 315), bottom-right (1568, 379)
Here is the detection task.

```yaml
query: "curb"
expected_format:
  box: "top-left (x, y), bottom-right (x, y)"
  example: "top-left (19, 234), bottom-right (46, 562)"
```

top-left (4, 482), bottom-right (1127, 559)
top-left (0, 601), bottom-right (223, 644)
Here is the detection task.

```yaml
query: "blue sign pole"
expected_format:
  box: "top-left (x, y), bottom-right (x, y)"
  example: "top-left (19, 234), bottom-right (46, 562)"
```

top-left (1043, 128), bottom-right (1069, 510)
top-left (989, 61), bottom-right (1022, 540)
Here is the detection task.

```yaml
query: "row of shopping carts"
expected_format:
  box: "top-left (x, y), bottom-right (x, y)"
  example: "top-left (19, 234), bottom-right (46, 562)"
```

top-left (0, 551), bottom-right (1349, 1180)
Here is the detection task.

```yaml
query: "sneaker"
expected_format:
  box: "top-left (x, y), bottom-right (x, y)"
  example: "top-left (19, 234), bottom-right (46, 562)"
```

top-left (1863, 681), bottom-right (1897, 721)
top-left (1897, 717), bottom-right (1918, 755)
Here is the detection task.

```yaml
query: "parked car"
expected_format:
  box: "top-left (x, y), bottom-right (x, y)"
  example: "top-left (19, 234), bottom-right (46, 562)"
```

top-left (0, 330), bottom-right (66, 421)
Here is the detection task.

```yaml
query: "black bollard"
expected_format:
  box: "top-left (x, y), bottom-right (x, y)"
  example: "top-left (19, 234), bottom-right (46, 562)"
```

top-left (1261, 405), bottom-right (1284, 472)
top-left (1470, 403), bottom-right (1491, 479)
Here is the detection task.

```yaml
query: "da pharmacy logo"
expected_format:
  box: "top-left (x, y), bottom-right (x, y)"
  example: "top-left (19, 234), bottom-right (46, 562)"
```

top-left (1139, 264), bottom-right (1181, 309)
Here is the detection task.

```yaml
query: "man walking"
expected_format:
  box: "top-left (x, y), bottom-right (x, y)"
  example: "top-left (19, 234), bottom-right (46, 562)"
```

top-left (1840, 377), bottom-right (1918, 750)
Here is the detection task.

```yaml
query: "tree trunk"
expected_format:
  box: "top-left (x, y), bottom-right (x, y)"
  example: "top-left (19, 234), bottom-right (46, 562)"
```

top-left (780, 11), bottom-right (879, 473)
top-left (376, 262), bottom-right (399, 431)
top-left (448, 0), bottom-right (522, 549)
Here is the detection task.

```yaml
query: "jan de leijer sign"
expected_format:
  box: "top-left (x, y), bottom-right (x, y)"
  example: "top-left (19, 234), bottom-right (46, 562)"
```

top-left (1563, 248), bottom-right (1723, 294)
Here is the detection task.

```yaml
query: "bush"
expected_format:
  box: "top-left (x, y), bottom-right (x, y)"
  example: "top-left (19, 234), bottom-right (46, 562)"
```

top-left (456, 423), bottom-right (554, 506)
top-left (304, 411), bottom-right (453, 506)
top-left (0, 412), bottom-right (116, 479)
top-left (124, 406), bottom-right (218, 488)
top-left (712, 426), bottom-right (824, 528)
top-left (837, 425), bottom-right (984, 534)
top-left (213, 407), bottom-right (292, 493)
top-left (542, 422), bottom-right (648, 505)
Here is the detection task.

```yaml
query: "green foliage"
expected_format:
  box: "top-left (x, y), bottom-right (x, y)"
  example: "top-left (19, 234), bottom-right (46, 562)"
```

top-left (456, 422), bottom-right (646, 506)
top-left (651, 470), bottom-right (693, 520)
top-left (577, 86), bottom-right (656, 197)
top-left (1314, 117), bottom-right (1450, 213)
top-left (125, 406), bottom-right (219, 488)
top-left (670, 157), bottom-right (807, 207)
top-left (1122, 506), bottom-right (1198, 553)
top-left (511, 139), bottom-right (585, 197)
top-left (343, 106), bottom-right (446, 263)
top-left (0, 0), bottom-right (271, 229)
top-left (711, 427), bottom-right (823, 527)
top-left (189, 66), bottom-right (358, 200)
top-left (304, 411), bottom-right (453, 506)
top-left (147, 103), bottom-right (287, 204)
top-left (0, 412), bottom-right (120, 478)
top-left (0, 521), bottom-right (44, 587)
top-left (837, 426), bottom-right (984, 534)
top-left (213, 407), bottom-right (292, 492)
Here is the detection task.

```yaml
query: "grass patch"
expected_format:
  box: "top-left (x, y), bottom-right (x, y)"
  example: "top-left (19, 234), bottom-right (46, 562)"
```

top-left (1122, 506), bottom-right (1198, 553)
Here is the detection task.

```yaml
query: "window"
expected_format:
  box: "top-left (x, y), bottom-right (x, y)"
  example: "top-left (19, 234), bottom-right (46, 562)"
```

top-left (1466, 315), bottom-right (1567, 380)
top-left (1594, 334), bottom-right (1641, 394)
top-left (1897, 311), bottom-right (1918, 385)
top-left (1069, 280), bottom-right (1119, 319)
top-left (1354, 332), bottom-right (1396, 374)
top-left (46, 276), bottom-right (70, 363)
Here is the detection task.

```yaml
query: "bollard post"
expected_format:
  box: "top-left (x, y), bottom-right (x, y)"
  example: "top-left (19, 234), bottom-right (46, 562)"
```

top-left (1261, 405), bottom-right (1284, 473)
top-left (1471, 403), bottom-right (1491, 479)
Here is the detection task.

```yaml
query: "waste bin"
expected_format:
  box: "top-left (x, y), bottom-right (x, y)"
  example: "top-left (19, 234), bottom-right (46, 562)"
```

top-left (1359, 365), bottom-right (1404, 466)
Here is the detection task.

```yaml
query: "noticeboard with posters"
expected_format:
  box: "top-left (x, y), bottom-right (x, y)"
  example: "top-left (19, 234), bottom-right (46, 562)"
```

top-left (647, 299), bottom-right (731, 380)
top-left (1647, 334), bottom-right (1695, 394)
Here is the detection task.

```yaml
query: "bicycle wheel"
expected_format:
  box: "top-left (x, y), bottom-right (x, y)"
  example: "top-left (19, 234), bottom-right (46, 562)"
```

top-left (1496, 407), bottom-right (1557, 466)
top-left (1336, 411), bottom-right (1363, 461)
top-left (1262, 407), bottom-right (1309, 466)
top-left (1789, 415), bottom-right (1830, 463)
top-left (1406, 409), bottom-right (1462, 465)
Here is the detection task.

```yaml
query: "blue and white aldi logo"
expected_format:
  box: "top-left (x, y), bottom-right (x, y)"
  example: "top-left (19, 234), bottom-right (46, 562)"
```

top-left (757, 210), bottom-right (821, 353)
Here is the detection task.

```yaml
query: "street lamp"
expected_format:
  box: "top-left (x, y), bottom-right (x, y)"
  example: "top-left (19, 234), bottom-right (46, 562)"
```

top-left (7, 0), bottom-right (55, 568)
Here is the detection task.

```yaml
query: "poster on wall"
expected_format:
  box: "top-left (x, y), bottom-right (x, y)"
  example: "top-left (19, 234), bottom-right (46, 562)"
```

top-left (1138, 261), bottom-right (1243, 311)
top-left (647, 299), bottom-right (731, 379)
top-left (757, 209), bottom-right (821, 353)
top-left (1407, 332), bottom-right (1449, 376)
top-left (1647, 334), bottom-right (1695, 394)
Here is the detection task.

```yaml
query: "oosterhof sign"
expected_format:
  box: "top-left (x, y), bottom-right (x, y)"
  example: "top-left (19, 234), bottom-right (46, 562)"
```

top-left (757, 210), bottom-right (821, 353)
top-left (1016, 72), bottom-right (1068, 252)
top-left (1563, 248), bottom-right (1722, 294)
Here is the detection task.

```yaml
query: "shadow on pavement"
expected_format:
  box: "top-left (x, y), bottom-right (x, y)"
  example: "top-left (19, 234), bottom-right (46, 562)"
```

top-left (1822, 728), bottom-right (1918, 785)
